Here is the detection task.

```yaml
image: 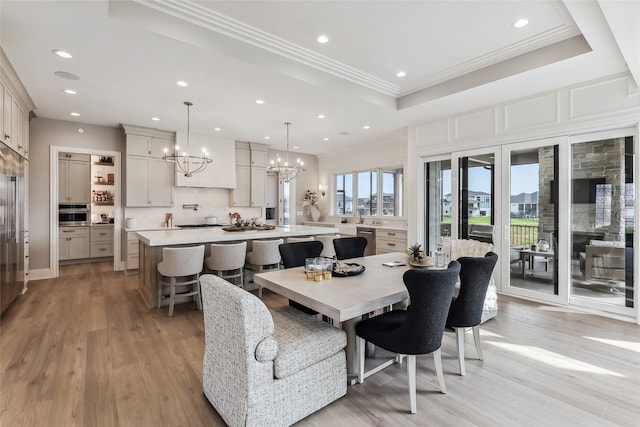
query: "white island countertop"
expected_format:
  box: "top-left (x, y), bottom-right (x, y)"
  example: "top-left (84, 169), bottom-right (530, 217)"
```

top-left (136, 224), bottom-right (340, 247)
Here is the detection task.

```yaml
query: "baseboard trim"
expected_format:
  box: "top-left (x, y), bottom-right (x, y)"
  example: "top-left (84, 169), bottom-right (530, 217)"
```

top-left (29, 269), bottom-right (52, 281)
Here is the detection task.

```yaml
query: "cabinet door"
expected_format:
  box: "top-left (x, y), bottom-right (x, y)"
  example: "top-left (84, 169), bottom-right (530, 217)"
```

top-left (266, 173), bottom-right (278, 208)
top-left (231, 165), bottom-right (251, 206)
top-left (126, 134), bottom-right (152, 157)
top-left (21, 108), bottom-right (29, 158)
top-left (250, 166), bottom-right (266, 207)
top-left (151, 137), bottom-right (173, 158)
top-left (10, 98), bottom-right (19, 152)
top-left (68, 235), bottom-right (90, 259)
top-left (3, 87), bottom-right (14, 148)
top-left (126, 156), bottom-right (151, 206)
top-left (67, 161), bottom-right (90, 203)
top-left (251, 149), bottom-right (268, 167)
top-left (149, 158), bottom-right (173, 206)
top-left (59, 160), bottom-right (69, 202)
top-left (59, 237), bottom-right (70, 260)
top-left (235, 147), bottom-right (251, 166)
top-left (0, 81), bottom-right (4, 144)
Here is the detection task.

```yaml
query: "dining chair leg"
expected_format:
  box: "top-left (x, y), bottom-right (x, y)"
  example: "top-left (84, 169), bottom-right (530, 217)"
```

top-left (472, 325), bottom-right (483, 360)
top-left (194, 273), bottom-right (202, 311)
top-left (356, 336), bottom-right (365, 384)
top-left (257, 286), bottom-right (263, 298)
top-left (455, 327), bottom-right (466, 376)
top-left (168, 277), bottom-right (176, 317)
top-left (433, 348), bottom-right (446, 394)
top-left (407, 354), bottom-right (417, 414)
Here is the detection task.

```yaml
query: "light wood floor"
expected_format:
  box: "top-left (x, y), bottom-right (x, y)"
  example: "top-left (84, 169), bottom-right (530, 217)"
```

top-left (1, 262), bottom-right (639, 426)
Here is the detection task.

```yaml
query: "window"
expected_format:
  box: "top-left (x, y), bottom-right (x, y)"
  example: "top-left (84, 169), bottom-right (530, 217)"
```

top-left (334, 167), bottom-right (403, 217)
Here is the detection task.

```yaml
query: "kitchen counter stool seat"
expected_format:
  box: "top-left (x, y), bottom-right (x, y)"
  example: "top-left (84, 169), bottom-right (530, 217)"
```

top-left (205, 242), bottom-right (248, 288)
top-left (157, 245), bottom-right (205, 317)
top-left (286, 236), bottom-right (315, 243)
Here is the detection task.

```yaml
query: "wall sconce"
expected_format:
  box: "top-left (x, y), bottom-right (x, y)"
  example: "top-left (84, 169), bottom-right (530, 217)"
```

top-left (318, 184), bottom-right (326, 197)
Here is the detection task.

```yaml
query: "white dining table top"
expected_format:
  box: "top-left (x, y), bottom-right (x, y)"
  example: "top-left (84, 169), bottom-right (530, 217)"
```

top-left (254, 252), bottom-right (413, 322)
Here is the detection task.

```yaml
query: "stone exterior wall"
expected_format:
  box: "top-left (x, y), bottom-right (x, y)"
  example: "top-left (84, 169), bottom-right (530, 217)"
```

top-left (538, 146), bottom-right (556, 239)
top-left (571, 138), bottom-right (625, 240)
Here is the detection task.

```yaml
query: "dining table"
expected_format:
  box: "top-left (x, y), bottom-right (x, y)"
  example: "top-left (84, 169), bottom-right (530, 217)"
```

top-left (254, 251), bottom-right (415, 381)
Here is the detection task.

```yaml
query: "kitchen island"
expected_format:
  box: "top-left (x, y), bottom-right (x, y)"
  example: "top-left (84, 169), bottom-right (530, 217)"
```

top-left (136, 224), bottom-right (339, 308)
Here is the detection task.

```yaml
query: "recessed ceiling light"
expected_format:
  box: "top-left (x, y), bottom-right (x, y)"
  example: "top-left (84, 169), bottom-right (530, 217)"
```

top-left (151, 117), bottom-right (160, 121)
top-left (396, 71), bottom-right (406, 78)
top-left (317, 114), bottom-right (325, 119)
top-left (293, 146), bottom-right (299, 149)
top-left (363, 125), bottom-right (370, 130)
top-left (64, 89), bottom-right (77, 95)
top-left (176, 80), bottom-right (188, 87)
top-left (70, 112), bottom-right (80, 117)
top-left (52, 49), bottom-right (72, 59)
top-left (214, 127), bottom-right (221, 131)
top-left (255, 99), bottom-right (265, 104)
top-left (77, 128), bottom-right (84, 134)
top-left (323, 137), bottom-right (329, 141)
top-left (264, 136), bottom-right (270, 140)
top-left (513, 18), bottom-right (529, 28)
top-left (55, 71), bottom-right (79, 80)
top-left (317, 35), bottom-right (329, 44)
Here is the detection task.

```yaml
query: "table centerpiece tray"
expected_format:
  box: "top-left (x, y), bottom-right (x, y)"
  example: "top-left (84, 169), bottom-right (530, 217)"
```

top-left (407, 256), bottom-right (434, 268)
top-left (332, 262), bottom-right (366, 277)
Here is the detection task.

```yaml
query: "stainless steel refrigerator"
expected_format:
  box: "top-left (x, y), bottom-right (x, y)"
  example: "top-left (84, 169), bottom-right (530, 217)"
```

top-left (1, 141), bottom-right (25, 316)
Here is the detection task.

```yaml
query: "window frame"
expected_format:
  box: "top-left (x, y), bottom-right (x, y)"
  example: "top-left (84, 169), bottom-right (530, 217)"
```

top-left (334, 167), bottom-right (404, 218)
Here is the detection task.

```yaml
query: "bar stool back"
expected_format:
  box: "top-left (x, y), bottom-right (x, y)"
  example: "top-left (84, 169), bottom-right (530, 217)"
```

top-left (157, 245), bottom-right (205, 317)
top-left (286, 236), bottom-right (314, 243)
top-left (245, 239), bottom-right (283, 297)
top-left (205, 242), bottom-right (248, 288)
top-left (316, 235), bottom-right (339, 258)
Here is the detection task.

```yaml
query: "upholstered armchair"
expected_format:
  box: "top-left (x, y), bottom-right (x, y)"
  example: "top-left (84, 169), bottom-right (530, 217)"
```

top-left (200, 274), bottom-right (347, 427)
top-left (449, 239), bottom-right (498, 323)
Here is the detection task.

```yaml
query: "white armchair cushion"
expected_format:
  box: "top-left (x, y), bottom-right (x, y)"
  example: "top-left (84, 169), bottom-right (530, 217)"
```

top-left (255, 336), bottom-right (278, 362)
top-left (589, 239), bottom-right (625, 248)
top-left (270, 306), bottom-right (347, 379)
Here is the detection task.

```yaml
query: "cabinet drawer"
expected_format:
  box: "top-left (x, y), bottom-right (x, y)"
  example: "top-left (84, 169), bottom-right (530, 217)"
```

top-left (58, 152), bottom-right (90, 162)
top-left (60, 226), bottom-right (89, 236)
top-left (91, 242), bottom-right (113, 257)
top-left (377, 229), bottom-right (407, 240)
top-left (376, 237), bottom-right (406, 252)
top-left (91, 227), bottom-right (114, 242)
top-left (127, 240), bottom-right (139, 256)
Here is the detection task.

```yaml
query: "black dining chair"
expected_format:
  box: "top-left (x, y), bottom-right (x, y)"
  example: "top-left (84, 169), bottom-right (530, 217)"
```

top-left (355, 261), bottom-right (461, 414)
top-left (333, 236), bottom-right (368, 260)
top-left (278, 241), bottom-right (324, 315)
top-left (446, 251), bottom-right (498, 376)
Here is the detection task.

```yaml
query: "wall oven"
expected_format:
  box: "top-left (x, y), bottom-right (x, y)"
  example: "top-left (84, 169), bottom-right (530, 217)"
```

top-left (58, 204), bottom-right (90, 226)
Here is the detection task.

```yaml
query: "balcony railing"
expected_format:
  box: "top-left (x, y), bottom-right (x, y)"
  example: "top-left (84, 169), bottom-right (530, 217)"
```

top-left (510, 224), bottom-right (539, 246)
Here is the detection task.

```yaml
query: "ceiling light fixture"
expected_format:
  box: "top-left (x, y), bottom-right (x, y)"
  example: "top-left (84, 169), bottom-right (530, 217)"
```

top-left (268, 122), bottom-right (305, 182)
top-left (317, 114), bottom-right (325, 119)
top-left (396, 71), bottom-right (406, 77)
top-left (53, 49), bottom-right (72, 59)
top-left (255, 99), bottom-right (265, 104)
top-left (214, 127), bottom-right (221, 131)
top-left (363, 125), bottom-right (370, 130)
top-left (64, 89), bottom-right (77, 95)
top-left (513, 18), bottom-right (529, 28)
top-left (323, 137), bottom-right (329, 141)
top-left (163, 101), bottom-right (212, 177)
top-left (55, 71), bottom-right (79, 80)
top-left (176, 80), bottom-right (188, 87)
top-left (151, 117), bottom-right (160, 121)
top-left (317, 35), bottom-right (329, 44)
top-left (70, 112), bottom-right (80, 117)
top-left (264, 136), bottom-right (270, 140)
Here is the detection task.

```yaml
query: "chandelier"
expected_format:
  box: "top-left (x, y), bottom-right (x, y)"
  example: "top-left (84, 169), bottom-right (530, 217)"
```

top-left (268, 122), bottom-right (305, 182)
top-left (163, 101), bottom-right (212, 177)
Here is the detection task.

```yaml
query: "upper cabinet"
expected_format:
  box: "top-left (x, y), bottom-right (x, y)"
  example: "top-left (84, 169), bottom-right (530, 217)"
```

top-left (1, 48), bottom-right (34, 159)
top-left (59, 153), bottom-right (91, 203)
top-left (121, 125), bottom-right (174, 207)
top-left (230, 142), bottom-right (268, 207)
top-left (174, 132), bottom-right (236, 188)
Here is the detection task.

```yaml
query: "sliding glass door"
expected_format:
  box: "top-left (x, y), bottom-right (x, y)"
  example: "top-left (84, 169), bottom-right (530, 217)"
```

top-left (457, 153), bottom-right (496, 243)
top-left (569, 130), bottom-right (636, 316)
top-left (423, 158), bottom-right (452, 256)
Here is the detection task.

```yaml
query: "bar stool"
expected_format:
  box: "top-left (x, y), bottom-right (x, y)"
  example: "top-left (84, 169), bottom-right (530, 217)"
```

top-left (286, 236), bottom-right (314, 243)
top-left (245, 238), bottom-right (283, 297)
top-left (205, 242), bottom-right (247, 288)
top-left (157, 245), bottom-right (205, 317)
top-left (316, 235), bottom-right (340, 258)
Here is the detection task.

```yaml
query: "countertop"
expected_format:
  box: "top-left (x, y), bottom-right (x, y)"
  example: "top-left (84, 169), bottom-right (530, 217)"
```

top-left (136, 224), bottom-right (340, 246)
top-left (302, 221), bottom-right (407, 231)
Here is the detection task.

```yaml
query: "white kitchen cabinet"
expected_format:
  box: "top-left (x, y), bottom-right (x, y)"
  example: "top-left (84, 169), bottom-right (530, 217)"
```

top-left (376, 228), bottom-right (408, 254)
top-left (230, 142), bottom-right (268, 207)
top-left (59, 153), bottom-right (91, 203)
top-left (90, 226), bottom-right (114, 258)
top-left (122, 125), bottom-right (174, 207)
top-left (59, 226), bottom-right (90, 260)
top-left (265, 172), bottom-right (278, 208)
top-left (125, 231), bottom-right (139, 271)
top-left (1, 59), bottom-right (33, 158)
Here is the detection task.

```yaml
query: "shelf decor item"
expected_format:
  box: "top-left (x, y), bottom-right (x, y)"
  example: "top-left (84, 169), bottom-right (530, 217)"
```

top-left (163, 101), bottom-right (212, 177)
top-left (299, 189), bottom-right (321, 222)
